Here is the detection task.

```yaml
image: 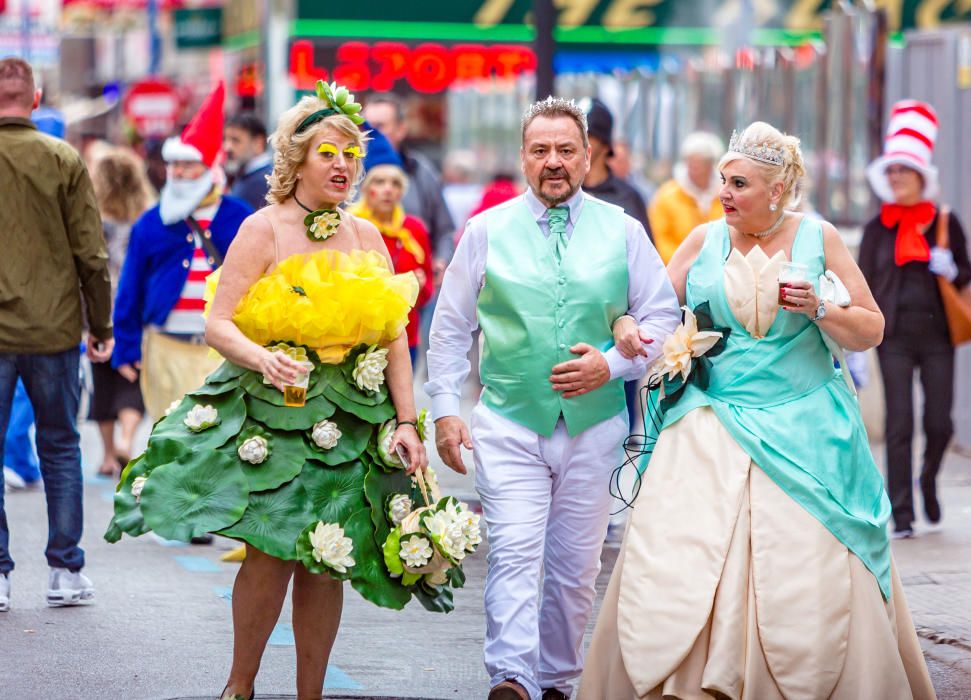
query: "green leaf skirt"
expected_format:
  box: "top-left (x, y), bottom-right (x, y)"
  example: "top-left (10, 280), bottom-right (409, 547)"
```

top-left (105, 344), bottom-right (462, 613)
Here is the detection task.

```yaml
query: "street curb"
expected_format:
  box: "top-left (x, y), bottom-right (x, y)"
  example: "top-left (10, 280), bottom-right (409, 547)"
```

top-left (918, 626), bottom-right (971, 655)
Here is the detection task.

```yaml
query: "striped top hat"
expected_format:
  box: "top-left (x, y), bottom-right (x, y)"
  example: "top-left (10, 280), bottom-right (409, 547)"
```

top-left (865, 99), bottom-right (940, 203)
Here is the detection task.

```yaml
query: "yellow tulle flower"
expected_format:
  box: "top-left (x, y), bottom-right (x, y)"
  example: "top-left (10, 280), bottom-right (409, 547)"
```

top-left (205, 249), bottom-right (418, 363)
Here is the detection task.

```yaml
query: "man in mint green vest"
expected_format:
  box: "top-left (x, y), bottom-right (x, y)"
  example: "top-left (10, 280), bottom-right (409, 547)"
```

top-left (425, 97), bottom-right (681, 700)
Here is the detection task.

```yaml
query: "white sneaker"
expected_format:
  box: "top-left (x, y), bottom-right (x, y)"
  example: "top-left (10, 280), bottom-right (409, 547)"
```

top-left (47, 568), bottom-right (94, 607)
top-left (0, 573), bottom-right (9, 612)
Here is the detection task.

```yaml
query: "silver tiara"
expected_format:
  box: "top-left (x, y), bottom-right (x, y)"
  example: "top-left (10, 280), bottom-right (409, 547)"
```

top-left (728, 130), bottom-right (785, 166)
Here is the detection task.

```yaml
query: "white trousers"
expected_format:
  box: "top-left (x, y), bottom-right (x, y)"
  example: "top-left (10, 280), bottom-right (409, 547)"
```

top-left (471, 403), bottom-right (629, 700)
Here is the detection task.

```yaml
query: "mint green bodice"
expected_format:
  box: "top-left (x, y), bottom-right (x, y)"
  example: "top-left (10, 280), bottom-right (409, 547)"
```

top-left (477, 196), bottom-right (628, 437)
top-left (661, 218), bottom-right (893, 599)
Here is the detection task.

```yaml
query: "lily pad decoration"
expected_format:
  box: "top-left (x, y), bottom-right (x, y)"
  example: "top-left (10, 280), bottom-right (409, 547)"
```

top-left (305, 409), bottom-right (373, 466)
top-left (324, 385), bottom-right (395, 423)
top-left (218, 478), bottom-right (313, 560)
top-left (205, 359), bottom-right (249, 384)
top-left (297, 459), bottom-right (368, 524)
top-left (245, 393), bottom-right (336, 431)
top-left (231, 421), bottom-right (307, 492)
top-left (139, 451), bottom-right (249, 542)
top-left (148, 390), bottom-right (246, 452)
top-left (105, 455), bottom-right (150, 541)
top-left (363, 458), bottom-right (413, 543)
top-left (189, 377), bottom-right (240, 397)
top-left (344, 508), bottom-right (412, 609)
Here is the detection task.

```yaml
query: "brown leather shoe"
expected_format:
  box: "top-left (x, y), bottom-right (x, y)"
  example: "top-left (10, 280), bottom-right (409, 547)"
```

top-left (488, 679), bottom-right (530, 700)
top-left (542, 688), bottom-right (570, 700)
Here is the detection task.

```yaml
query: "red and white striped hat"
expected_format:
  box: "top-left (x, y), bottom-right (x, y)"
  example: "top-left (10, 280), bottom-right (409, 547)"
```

top-left (865, 99), bottom-right (940, 203)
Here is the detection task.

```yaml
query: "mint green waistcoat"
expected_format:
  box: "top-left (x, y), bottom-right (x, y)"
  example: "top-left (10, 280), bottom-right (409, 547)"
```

top-left (476, 195), bottom-right (628, 437)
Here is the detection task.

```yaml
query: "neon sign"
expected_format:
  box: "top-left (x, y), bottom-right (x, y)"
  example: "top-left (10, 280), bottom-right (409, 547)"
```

top-left (288, 40), bottom-right (537, 93)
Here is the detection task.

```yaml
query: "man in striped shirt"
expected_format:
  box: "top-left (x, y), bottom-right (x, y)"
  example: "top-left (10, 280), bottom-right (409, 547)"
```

top-left (113, 83), bottom-right (252, 433)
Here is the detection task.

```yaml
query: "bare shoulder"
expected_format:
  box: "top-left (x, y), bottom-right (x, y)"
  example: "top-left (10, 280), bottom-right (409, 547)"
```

top-left (670, 223), bottom-right (711, 265)
top-left (226, 211), bottom-right (275, 267)
top-left (818, 219), bottom-right (852, 254)
top-left (682, 223), bottom-right (712, 252)
top-left (349, 215), bottom-right (387, 252)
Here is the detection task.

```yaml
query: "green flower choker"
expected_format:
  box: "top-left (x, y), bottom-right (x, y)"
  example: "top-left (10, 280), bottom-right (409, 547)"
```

top-left (295, 194), bottom-right (341, 242)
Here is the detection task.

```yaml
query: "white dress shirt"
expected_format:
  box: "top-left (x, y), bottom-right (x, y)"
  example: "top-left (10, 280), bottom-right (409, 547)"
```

top-left (425, 188), bottom-right (681, 420)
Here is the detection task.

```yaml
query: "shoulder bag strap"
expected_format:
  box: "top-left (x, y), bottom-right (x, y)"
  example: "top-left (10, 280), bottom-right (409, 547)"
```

top-left (185, 216), bottom-right (224, 268)
top-left (936, 205), bottom-right (951, 249)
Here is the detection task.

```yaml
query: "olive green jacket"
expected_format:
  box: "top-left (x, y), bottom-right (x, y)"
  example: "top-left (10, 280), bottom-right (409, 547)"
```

top-left (0, 117), bottom-right (112, 353)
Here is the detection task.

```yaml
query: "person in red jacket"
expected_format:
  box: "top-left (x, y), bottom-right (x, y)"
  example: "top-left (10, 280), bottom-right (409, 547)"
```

top-left (349, 124), bottom-right (434, 365)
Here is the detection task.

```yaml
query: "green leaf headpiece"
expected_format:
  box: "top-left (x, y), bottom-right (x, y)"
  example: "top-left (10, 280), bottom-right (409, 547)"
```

top-left (295, 80), bottom-right (366, 134)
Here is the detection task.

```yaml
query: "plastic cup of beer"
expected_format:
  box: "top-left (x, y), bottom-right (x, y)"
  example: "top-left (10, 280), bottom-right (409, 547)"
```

top-left (778, 262), bottom-right (808, 306)
top-left (283, 360), bottom-right (314, 407)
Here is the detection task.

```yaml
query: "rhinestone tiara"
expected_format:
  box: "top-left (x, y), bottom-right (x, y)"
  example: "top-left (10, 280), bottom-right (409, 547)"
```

top-left (728, 130), bottom-right (785, 166)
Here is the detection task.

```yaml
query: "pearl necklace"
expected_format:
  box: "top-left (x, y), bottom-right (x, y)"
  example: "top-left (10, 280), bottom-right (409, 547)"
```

top-left (742, 211), bottom-right (787, 239)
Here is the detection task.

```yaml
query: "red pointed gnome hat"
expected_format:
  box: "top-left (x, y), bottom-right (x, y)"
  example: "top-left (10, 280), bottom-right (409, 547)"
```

top-left (162, 81), bottom-right (225, 167)
top-left (865, 99), bottom-right (940, 203)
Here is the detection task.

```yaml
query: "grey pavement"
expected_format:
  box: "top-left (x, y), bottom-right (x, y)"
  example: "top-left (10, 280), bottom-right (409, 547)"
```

top-left (0, 377), bottom-right (970, 698)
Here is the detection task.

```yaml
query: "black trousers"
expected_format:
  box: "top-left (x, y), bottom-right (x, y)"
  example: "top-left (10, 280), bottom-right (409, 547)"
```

top-left (877, 311), bottom-right (954, 530)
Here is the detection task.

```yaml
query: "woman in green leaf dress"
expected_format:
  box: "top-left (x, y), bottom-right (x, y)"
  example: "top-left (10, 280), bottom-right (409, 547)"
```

top-left (105, 83), bottom-right (447, 700)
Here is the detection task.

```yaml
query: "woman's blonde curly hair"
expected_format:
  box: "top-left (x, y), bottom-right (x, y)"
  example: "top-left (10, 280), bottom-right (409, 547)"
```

top-left (266, 95), bottom-right (368, 205)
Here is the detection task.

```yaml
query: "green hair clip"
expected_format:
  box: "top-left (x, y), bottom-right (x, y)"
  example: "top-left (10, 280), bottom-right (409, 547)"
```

top-left (295, 80), bottom-right (366, 134)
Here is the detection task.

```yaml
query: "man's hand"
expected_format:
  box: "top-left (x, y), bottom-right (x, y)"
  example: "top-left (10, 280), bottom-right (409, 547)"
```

top-left (117, 362), bottom-right (140, 383)
top-left (613, 316), bottom-right (654, 359)
top-left (87, 334), bottom-right (114, 363)
top-left (550, 343), bottom-right (610, 399)
top-left (434, 416), bottom-right (472, 475)
top-left (433, 258), bottom-right (447, 287)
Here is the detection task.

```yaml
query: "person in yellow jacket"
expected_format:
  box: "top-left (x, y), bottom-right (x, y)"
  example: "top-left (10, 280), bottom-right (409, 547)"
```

top-left (649, 131), bottom-right (724, 264)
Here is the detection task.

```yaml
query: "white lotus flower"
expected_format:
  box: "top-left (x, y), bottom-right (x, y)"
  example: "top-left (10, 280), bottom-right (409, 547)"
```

top-left (311, 420), bottom-right (342, 449)
top-left (423, 509), bottom-right (467, 561)
top-left (459, 510), bottom-right (482, 549)
top-left (131, 476), bottom-right (148, 503)
top-left (352, 346), bottom-right (389, 393)
top-left (388, 494), bottom-right (413, 526)
top-left (308, 521), bottom-right (355, 573)
top-left (442, 520), bottom-right (469, 561)
top-left (184, 404), bottom-right (219, 432)
top-left (650, 307), bottom-right (724, 382)
top-left (400, 536), bottom-right (434, 568)
top-left (237, 435), bottom-right (269, 464)
top-left (164, 400), bottom-right (181, 417)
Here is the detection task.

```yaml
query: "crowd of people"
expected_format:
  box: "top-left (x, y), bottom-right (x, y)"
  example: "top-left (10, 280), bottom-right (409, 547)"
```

top-left (1, 53), bottom-right (969, 700)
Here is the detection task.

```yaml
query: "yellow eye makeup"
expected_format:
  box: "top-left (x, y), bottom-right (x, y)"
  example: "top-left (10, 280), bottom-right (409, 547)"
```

top-left (343, 146), bottom-right (362, 159)
top-left (317, 143), bottom-right (338, 155)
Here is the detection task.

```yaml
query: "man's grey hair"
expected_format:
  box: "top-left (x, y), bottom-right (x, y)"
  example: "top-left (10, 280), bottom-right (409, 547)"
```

top-left (521, 96), bottom-right (589, 149)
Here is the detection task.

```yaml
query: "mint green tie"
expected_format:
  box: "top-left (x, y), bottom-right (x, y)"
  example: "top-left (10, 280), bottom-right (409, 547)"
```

top-left (547, 207), bottom-right (569, 264)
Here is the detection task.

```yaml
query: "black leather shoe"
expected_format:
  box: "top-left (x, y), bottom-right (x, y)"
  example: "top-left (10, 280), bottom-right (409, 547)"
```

top-left (542, 689), bottom-right (570, 700)
top-left (489, 680), bottom-right (529, 700)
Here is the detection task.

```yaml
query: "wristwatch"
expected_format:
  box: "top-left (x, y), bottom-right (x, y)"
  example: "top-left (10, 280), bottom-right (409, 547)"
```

top-left (810, 300), bottom-right (827, 323)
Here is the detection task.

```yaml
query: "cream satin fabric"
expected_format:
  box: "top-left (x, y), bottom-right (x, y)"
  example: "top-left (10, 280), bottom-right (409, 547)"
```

top-left (722, 246), bottom-right (785, 339)
top-left (140, 328), bottom-right (223, 419)
top-left (577, 407), bottom-right (936, 700)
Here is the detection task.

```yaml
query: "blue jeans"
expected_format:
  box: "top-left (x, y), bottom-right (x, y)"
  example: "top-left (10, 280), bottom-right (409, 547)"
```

top-left (0, 349), bottom-right (85, 574)
top-left (3, 379), bottom-right (40, 482)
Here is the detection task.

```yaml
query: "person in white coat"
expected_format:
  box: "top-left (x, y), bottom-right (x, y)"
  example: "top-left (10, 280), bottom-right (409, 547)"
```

top-left (425, 96), bottom-right (681, 700)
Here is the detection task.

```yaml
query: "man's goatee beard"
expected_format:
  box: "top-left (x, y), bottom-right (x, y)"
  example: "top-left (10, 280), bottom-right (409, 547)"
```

top-left (159, 169), bottom-right (215, 224)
